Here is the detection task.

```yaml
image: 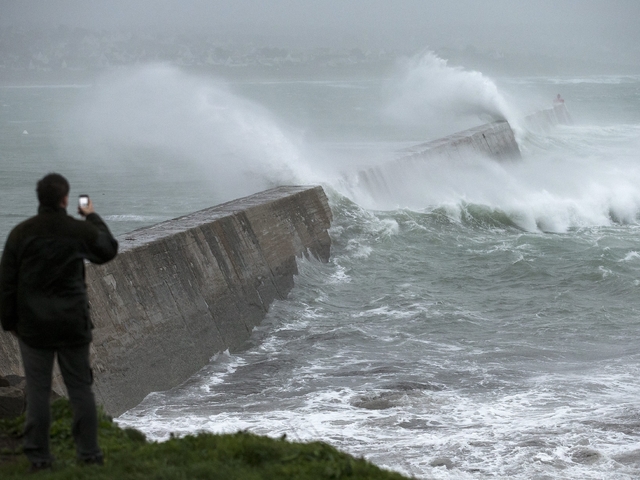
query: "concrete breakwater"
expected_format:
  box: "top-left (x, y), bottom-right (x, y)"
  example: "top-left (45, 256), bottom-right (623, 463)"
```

top-left (352, 120), bottom-right (521, 207)
top-left (399, 119), bottom-right (522, 162)
top-left (523, 103), bottom-right (573, 133)
top-left (349, 104), bottom-right (572, 207)
top-left (0, 186), bottom-right (332, 416)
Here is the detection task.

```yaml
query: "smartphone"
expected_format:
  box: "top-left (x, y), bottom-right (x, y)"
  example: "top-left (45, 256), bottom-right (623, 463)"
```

top-left (78, 195), bottom-right (90, 208)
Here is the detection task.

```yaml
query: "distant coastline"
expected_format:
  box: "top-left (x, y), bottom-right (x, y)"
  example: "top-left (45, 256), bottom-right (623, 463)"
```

top-left (2, 26), bottom-right (639, 88)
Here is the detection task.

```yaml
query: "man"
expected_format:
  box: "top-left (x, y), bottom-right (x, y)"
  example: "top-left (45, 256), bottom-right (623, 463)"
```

top-left (0, 173), bottom-right (118, 471)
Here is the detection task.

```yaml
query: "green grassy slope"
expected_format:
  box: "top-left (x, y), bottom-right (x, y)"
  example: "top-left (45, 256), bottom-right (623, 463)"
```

top-left (0, 398), bottom-right (411, 479)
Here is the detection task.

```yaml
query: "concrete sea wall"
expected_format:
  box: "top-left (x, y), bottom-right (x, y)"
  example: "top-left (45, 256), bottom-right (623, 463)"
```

top-left (523, 103), bottom-right (573, 133)
top-left (0, 186), bottom-right (332, 416)
top-left (353, 120), bottom-right (521, 207)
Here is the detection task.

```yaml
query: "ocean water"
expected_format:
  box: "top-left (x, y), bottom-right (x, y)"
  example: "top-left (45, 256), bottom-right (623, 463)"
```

top-left (2, 59), bottom-right (640, 479)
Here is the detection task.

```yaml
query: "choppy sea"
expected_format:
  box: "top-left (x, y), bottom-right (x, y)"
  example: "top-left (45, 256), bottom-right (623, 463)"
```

top-left (2, 57), bottom-right (640, 478)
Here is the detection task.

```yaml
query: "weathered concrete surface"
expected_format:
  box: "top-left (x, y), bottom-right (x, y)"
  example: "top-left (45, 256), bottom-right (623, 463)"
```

top-left (0, 337), bottom-right (20, 390)
top-left (0, 186), bottom-right (332, 416)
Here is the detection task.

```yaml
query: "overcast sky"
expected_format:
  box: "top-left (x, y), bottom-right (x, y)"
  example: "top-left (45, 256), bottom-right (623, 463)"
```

top-left (1, 0), bottom-right (639, 63)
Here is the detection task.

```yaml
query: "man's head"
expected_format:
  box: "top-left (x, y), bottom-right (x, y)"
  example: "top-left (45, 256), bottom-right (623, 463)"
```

top-left (36, 173), bottom-right (70, 208)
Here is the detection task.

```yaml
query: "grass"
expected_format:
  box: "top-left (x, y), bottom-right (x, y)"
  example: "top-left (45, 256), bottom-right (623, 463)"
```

top-left (0, 398), bottom-right (411, 479)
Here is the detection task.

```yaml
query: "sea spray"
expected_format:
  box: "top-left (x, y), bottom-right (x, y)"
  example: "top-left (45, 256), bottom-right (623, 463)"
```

top-left (57, 62), bottom-right (640, 235)
top-left (384, 50), bottom-right (521, 139)
top-left (64, 64), bottom-right (320, 204)
top-left (337, 125), bottom-right (640, 232)
top-left (61, 60), bottom-right (529, 221)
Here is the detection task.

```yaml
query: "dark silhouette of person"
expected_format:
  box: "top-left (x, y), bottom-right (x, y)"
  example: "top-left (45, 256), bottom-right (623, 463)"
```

top-left (0, 173), bottom-right (118, 472)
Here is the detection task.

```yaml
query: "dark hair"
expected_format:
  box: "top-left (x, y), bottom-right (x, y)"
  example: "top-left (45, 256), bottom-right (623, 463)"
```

top-left (36, 173), bottom-right (70, 208)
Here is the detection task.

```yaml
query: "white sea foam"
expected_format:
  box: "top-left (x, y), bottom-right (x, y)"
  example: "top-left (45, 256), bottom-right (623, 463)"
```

top-left (503, 75), bottom-right (640, 86)
top-left (344, 240), bottom-right (373, 259)
top-left (118, 364), bottom-right (640, 479)
top-left (546, 75), bottom-right (640, 85)
top-left (104, 214), bottom-right (166, 222)
top-left (327, 264), bottom-right (351, 284)
top-left (620, 251), bottom-right (640, 262)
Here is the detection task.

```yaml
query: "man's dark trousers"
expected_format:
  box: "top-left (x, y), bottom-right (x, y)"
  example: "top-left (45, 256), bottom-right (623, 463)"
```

top-left (19, 339), bottom-right (101, 464)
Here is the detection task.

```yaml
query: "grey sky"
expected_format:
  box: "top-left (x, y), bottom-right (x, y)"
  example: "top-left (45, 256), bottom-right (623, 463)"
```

top-left (1, 0), bottom-right (639, 63)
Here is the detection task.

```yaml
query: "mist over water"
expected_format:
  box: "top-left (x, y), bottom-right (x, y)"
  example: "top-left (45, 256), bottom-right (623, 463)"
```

top-left (56, 59), bottom-right (640, 237)
top-left (52, 57), bottom-right (519, 217)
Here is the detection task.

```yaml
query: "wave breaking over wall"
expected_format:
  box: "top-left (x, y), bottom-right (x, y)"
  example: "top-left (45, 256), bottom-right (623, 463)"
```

top-left (343, 120), bottom-right (521, 209)
top-left (340, 103), bottom-right (573, 210)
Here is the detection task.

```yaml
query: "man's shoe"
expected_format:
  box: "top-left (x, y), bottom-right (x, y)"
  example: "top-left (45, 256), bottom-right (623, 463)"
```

top-left (79, 455), bottom-right (104, 466)
top-left (28, 460), bottom-right (53, 473)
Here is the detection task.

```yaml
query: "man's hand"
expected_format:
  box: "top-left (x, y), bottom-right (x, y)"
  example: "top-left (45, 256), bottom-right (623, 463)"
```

top-left (78, 198), bottom-right (95, 217)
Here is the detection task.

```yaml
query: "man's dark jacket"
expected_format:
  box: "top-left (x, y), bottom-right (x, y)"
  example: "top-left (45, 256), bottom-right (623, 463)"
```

top-left (0, 206), bottom-right (118, 348)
